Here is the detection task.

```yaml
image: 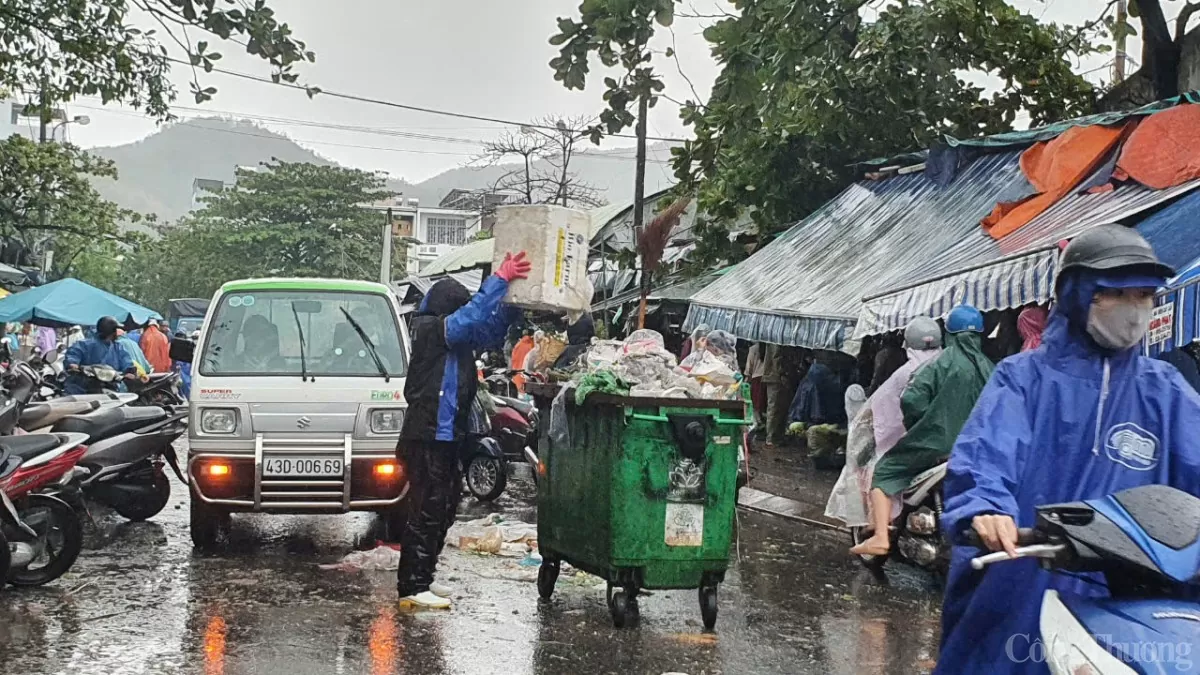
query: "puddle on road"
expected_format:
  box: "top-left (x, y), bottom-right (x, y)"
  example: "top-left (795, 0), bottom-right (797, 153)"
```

top-left (0, 474), bottom-right (941, 675)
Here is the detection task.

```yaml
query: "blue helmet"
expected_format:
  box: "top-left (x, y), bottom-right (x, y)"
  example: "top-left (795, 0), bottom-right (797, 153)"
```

top-left (946, 305), bottom-right (985, 334)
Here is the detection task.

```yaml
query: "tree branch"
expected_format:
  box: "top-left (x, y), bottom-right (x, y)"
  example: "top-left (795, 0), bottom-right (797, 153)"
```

top-left (1177, 2), bottom-right (1200, 43)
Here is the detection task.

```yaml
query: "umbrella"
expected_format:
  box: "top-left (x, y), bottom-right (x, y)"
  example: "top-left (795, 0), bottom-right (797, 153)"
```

top-left (0, 278), bottom-right (161, 328)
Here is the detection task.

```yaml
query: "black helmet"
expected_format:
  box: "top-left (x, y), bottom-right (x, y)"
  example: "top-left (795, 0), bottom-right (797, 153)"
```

top-left (1058, 224), bottom-right (1175, 283)
top-left (96, 316), bottom-right (120, 339)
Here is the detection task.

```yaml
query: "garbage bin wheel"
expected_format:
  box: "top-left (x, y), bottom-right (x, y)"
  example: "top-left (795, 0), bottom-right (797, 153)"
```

top-left (609, 590), bottom-right (631, 628)
top-left (700, 584), bottom-right (719, 630)
top-left (537, 559), bottom-right (560, 600)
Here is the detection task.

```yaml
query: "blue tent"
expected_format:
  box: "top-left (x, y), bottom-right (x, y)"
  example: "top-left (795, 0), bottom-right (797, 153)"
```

top-left (0, 278), bottom-right (161, 328)
top-left (1139, 190), bottom-right (1200, 356)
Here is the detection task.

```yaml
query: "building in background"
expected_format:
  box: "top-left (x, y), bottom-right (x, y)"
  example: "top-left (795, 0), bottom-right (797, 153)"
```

top-left (365, 195), bottom-right (481, 275)
top-left (2, 98), bottom-right (71, 142)
top-left (191, 178), bottom-right (226, 211)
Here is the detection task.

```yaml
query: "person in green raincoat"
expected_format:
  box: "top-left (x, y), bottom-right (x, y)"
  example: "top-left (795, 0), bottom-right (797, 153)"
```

top-left (850, 305), bottom-right (994, 556)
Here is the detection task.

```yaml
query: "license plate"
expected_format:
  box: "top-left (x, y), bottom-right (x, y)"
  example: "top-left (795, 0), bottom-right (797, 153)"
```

top-left (262, 457), bottom-right (343, 477)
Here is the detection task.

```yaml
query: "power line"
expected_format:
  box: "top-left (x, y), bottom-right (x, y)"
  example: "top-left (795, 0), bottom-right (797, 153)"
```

top-left (72, 103), bottom-right (677, 165)
top-left (162, 56), bottom-right (691, 143)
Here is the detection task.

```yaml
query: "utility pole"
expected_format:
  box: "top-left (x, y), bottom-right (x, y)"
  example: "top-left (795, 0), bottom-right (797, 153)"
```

top-left (1115, 0), bottom-right (1129, 83)
top-left (633, 94), bottom-right (649, 330)
top-left (38, 76), bottom-right (51, 274)
top-left (380, 207), bottom-right (394, 285)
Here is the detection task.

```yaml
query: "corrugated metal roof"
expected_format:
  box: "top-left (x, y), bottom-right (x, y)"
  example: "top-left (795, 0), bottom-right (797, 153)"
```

top-left (854, 178), bottom-right (1200, 337)
top-left (592, 270), bottom-right (724, 312)
top-left (418, 238), bottom-right (495, 277)
top-left (685, 151), bottom-right (1031, 348)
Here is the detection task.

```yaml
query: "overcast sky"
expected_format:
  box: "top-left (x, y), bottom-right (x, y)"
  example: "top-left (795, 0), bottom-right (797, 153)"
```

top-left (60, 1), bottom-right (1137, 183)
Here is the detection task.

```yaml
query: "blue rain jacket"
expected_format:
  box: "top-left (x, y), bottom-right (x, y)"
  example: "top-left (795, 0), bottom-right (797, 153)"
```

top-left (63, 336), bottom-right (136, 395)
top-left (935, 271), bottom-right (1200, 674)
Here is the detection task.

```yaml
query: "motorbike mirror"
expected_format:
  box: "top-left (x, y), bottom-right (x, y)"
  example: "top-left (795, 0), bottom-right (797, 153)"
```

top-left (169, 337), bottom-right (195, 364)
top-left (44, 350), bottom-right (58, 365)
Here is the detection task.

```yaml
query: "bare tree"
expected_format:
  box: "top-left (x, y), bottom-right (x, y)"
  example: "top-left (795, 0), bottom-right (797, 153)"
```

top-left (472, 115), bottom-right (605, 210)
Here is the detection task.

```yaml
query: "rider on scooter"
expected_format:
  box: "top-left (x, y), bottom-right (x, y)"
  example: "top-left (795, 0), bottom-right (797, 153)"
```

top-left (63, 316), bottom-right (137, 395)
top-left (935, 224), bottom-right (1200, 674)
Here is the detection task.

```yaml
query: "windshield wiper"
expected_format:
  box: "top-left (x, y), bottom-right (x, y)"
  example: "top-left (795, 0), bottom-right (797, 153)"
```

top-left (291, 302), bottom-right (309, 382)
top-left (340, 307), bottom-right (389, 382)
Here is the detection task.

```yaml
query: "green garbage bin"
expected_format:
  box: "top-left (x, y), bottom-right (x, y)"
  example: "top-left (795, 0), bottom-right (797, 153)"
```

top-left (529, 386), bottom-right (747, 629)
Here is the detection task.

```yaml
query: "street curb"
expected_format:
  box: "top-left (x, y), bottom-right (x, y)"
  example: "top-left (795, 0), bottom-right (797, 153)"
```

top-left (738, 486), bottom-right (848, 533)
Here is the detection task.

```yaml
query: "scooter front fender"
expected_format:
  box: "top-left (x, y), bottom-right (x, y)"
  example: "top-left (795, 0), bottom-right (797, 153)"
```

top-left (0, 490), bottom-right (37, 538)
top-left (465, 436), bottom-right (504, 461)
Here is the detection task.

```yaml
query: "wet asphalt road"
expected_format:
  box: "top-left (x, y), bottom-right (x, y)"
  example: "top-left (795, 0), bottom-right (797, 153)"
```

top-left (0, 461), bottom-right (942, 675)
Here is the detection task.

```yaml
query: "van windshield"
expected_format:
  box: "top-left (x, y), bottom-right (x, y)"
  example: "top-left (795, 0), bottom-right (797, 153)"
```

top-left (198, 290), bottom-right (408, 378)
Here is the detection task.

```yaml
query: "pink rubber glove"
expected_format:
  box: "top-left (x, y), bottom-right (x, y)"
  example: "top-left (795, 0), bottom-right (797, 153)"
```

top-left (496, 251), bottom-right (532, 282)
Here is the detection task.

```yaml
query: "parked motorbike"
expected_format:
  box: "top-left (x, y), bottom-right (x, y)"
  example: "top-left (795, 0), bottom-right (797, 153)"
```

top-left (51, 404), bottom-right (187, 522)
top-left (0, 432), bottom-right (90, 587)
top-left (74, 364), bottom-right (184, 407)
top-left (491, 394), bottom-right (539, 464)
top-left (967, 483), bottom-right (1200, 675)
top-left (459, 395), bottom-right (510, 502)
top-left (849, 462), bottom-right (948, 577)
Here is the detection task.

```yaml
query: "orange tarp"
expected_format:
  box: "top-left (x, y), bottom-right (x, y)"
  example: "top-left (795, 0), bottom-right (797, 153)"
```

top-left (1117, 103), bottom-right (1200, 190)
top-left (981, 122), bottom-right (1133, 240)
top-left (510, 335), bottom-right (534, 393)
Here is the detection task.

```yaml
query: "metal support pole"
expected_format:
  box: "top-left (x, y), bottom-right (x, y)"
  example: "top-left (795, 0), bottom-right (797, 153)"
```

top-left (380, 207), bottom-right (394, 285)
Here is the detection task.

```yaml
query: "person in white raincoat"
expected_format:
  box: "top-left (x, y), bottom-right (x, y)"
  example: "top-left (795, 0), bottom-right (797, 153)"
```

top-left (825, 317), bottom-right (943, 527)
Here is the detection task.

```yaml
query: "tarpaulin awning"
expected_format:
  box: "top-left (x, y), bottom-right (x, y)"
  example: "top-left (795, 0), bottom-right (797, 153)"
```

top-left (0, 278), bottom-right (161, 328)
top-left (685, 152), bottom-right (1033, 349)
top-left (856, 177), bottom-right (1200, 338)
top-left (592, 269), bottom-right (726, 313)
top-left (0, 262), bottom-right (27, 286)
top-left (1132, 190), bottom-right (1200, 356)
top-left (168, 298), bottom-right (209, 318)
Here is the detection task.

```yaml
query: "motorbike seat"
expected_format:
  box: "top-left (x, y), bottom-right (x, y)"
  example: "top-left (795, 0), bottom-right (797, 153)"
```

top-left (0, 434), bottom-right (62, 462)
top-left (146, 372), bottom-right (175, 383)
top-left (53, 405), bottom-right (168, 440)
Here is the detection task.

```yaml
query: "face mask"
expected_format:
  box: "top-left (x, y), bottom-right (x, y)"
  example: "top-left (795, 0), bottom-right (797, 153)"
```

top-left (1086, 298), bottom-right (1152, 351)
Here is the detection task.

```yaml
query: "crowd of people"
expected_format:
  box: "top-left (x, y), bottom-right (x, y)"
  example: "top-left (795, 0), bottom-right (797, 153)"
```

top-left (438, 225), bottom-right (1198, 671)
top-left (0, 317), bottom-right (197, 398)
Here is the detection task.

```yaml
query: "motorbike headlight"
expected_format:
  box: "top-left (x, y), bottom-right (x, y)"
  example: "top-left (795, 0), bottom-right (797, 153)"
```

top-left (370, 409), bottom-right (404, 434)
top-left (200, 408), bottom-right (237, 434)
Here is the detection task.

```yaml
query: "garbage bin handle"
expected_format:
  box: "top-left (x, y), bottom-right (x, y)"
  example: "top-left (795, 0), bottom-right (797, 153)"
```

top-left (627, 411), bottom-right (753, 426)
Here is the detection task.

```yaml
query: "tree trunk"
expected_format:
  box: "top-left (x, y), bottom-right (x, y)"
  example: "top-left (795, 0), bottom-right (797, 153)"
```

top-left (1139, 0), bottom-right (1182, 99)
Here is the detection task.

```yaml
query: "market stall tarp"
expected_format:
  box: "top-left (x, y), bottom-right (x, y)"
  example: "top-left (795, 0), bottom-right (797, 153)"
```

top-left (685, 152), bottom-right (1032, 349)
top-left (0, 278), bottom-right (161, 328)
top-left (1137, 190), bottom-right (1200, 356)
top-left (855, 176), bottom-right (1200, 338)
top-left (167, 298), bottom-right (209, 318)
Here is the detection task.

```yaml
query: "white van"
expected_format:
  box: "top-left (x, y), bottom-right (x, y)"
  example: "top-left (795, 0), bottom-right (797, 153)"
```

top-left (184, 278), bottom-right (410, 548)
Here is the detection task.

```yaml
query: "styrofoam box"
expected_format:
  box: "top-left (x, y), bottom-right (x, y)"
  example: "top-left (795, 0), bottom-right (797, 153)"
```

top-left (491, 205), bottom-right (591, 313)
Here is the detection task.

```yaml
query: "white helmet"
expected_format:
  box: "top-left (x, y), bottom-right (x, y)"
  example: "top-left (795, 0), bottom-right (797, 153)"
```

top-left (903, 317), bottom-right (942, 350)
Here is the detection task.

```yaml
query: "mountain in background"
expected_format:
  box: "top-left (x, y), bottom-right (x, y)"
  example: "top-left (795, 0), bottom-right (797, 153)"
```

top-left (89, 117), bottom-right (677, 224)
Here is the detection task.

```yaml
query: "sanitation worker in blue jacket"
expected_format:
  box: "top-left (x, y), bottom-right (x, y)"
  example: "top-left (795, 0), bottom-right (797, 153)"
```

top-left (936, 224), bottom-right (1200, 674)
top-left (63, 316), bottom-right (137, 395)
top-left (395, 251), bottom-right (531, 610)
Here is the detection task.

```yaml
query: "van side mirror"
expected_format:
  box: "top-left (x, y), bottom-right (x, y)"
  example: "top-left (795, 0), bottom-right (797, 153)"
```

top-left (170, 338), bottom-right (195, 364)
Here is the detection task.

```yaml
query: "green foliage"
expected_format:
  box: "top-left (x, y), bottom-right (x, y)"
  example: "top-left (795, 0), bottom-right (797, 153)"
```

top-left (0, 135), bottom-right (149, 277)
top-left (549, 0), bottom-right (673, 138)
top-left (0, 0), bottom-right (313, 118)
top-left (553, 1), bottom-right (1103, 264)
top-left (118, 161), bottom-right (395, 312)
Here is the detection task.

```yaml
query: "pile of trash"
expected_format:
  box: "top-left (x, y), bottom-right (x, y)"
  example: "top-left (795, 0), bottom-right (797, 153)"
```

top-left (573, 329), bottom-right (742, 401)
top-left (446, 513), bottom-right (538, 557)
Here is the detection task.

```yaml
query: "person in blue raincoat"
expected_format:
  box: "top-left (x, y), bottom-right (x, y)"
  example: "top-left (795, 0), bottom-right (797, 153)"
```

top-left (936, 224), bottom-right (1200, 674)
top-left (64, 316), bottom-right (137, 395)
top-left (395, 250), bottom-right (531, 611)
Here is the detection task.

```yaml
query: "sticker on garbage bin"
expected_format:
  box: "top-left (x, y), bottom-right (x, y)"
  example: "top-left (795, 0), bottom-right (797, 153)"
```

top-left (665, 503), bottom-right (704, 547)
top-left (714, 436), bottom-right (732, 445)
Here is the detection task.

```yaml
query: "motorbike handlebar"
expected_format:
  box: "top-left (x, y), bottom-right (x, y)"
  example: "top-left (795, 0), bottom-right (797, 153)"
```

top-left (962, 527), bottom-right (1044, 549)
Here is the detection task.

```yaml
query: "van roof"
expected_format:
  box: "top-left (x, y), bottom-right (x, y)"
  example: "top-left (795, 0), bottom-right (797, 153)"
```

top-left (219, 278), bottom-right (392, 295)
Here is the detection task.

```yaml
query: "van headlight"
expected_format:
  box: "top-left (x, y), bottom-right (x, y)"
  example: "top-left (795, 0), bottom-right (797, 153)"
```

top-left (200, 409), bottom-right (237, 434)
top-left (370, 409), bottom-right (404, 434)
